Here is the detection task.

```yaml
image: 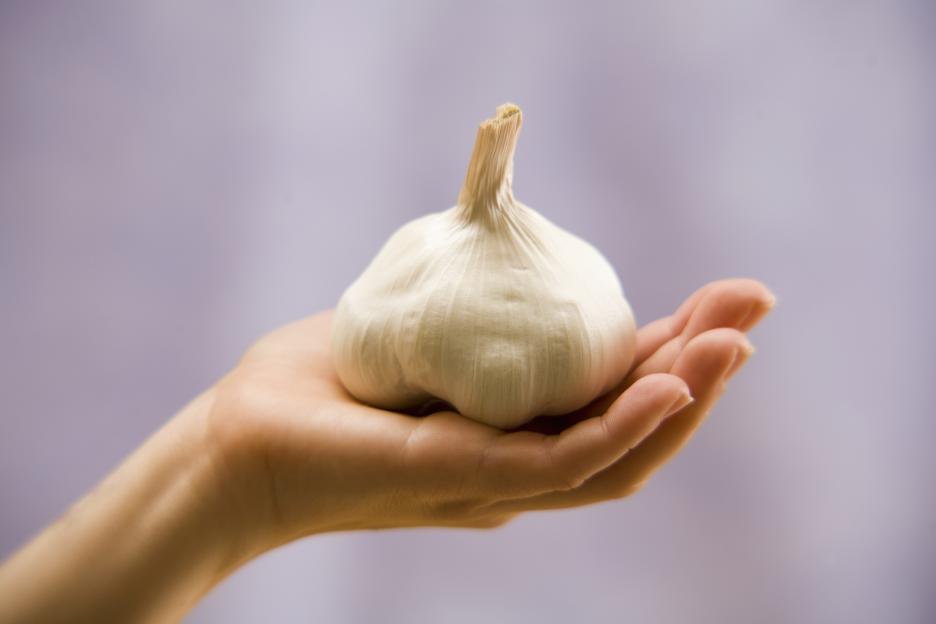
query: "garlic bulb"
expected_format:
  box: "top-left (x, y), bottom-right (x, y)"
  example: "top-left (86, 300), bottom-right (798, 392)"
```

top-left (331, 104), bottom-right (636, 428)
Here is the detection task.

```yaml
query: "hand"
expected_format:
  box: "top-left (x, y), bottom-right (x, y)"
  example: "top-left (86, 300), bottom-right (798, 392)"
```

top-left (201, 278), bottom-right (775, 554)
top-left (0, 278), bottom-right (774, 623)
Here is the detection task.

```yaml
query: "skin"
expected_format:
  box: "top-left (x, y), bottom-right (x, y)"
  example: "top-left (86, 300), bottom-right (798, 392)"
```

top-left (0, 278), bottom-right (774, 623)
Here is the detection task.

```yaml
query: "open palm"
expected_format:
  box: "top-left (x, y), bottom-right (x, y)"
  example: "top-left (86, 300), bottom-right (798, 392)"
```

top-left (207, 278), bottom-right (774, 549)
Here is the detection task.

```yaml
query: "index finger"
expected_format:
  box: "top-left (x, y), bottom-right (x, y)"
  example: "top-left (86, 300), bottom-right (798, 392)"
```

top-left (471, 374), bottom-right (692, 499)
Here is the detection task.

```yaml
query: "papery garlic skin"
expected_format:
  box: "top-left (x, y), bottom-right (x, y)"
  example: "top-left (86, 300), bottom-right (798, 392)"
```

top-left (331, 104), bottom-right (636, 429)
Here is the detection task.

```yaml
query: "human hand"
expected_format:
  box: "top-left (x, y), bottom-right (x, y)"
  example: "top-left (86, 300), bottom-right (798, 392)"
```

top-left (200, 278), bottom-right (775, 557)
top-left (0, 278), bottom-right (774, 624)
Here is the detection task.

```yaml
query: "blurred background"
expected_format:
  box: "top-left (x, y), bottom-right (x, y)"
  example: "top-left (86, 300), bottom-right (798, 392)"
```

top-left (1, 1), bottom-right (934, 622)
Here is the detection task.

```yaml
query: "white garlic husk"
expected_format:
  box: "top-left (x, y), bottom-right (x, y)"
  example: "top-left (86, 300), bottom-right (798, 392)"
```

top-left (331, 104), bottom-right (636, 429)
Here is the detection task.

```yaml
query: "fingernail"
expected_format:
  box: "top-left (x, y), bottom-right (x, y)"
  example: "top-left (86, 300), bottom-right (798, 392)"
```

top-left (724, 340), bottom-right (755, 381)
top-left (740, 293), bottom-right (777, 328)
top-left (664, 392), bottom-right (694, 419)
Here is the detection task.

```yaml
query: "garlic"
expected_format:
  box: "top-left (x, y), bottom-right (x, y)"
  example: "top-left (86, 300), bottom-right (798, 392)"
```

top-left (331, 103), bottom-right (636, 428)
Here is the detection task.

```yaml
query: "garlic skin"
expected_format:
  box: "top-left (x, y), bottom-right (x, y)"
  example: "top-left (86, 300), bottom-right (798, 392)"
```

top-left (331, 104), bottom-right (636, 429)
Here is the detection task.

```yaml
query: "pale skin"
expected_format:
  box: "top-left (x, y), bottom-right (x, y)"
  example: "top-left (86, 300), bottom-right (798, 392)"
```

top-left (0, 278), bottom-right (774, 623)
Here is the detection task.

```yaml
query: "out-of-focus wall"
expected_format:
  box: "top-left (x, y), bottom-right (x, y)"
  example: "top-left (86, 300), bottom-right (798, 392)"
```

top-left (1, 2), bottom-right (933, 622)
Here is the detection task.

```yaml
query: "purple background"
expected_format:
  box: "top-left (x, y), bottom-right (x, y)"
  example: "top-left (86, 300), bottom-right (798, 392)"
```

top-left (2, 2), bottom-right (934, 622)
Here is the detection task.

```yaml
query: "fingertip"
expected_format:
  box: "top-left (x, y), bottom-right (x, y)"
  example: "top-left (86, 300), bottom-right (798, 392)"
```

top-left (672, 328), bottom-right (752, 392)
top-left (725, 339), bottom-right (756, 381)
top-left (606, 373), bottom-right (691, 428)
top-left (715, 277), bottom-right (773, 303)
top-left (680, 280), bottom-right (764, 337)
top-left (739, 289), bottom-right (778, 332)
top-left (627, 373), bottom-right (691, 404)
top-left (684, 327), bottom-right (749, 353)
top-left (663, 391), bottom-right (695, 419)
top-left (678, 328), bottom-right (746, 373)
top-left (729, 276), bottom-right (771, 293)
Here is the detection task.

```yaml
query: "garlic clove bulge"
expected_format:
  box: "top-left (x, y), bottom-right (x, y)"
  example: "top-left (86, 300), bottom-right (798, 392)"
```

top-left (331, 103), bottom-right (636, 429)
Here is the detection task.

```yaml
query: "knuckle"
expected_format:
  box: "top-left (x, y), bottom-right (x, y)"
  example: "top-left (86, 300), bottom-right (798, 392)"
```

top-left (541, 439), bottom-right (582, 492)
top-left (433, 501), bottom-right (516, 529)
top-left (430, 497), bottom-right (486, 522)
top-left (551, 467), bottom-right (585, 492)
top-left (428, 497), bottom-right (518, 530)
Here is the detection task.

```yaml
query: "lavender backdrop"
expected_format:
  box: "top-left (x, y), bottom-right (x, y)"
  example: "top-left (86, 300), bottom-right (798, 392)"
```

top-left (2, 2), bottom-right (934, 622)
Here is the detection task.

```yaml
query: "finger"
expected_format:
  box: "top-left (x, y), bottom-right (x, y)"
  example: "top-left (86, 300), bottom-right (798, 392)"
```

top-left (628, 278), bottom-right (772, 382)
top-left (473, 374), bottom-right (692, 499)
top-left (487, 328), bottom-right (751, 512)
top-left (629, 317), bottom-right (677, 376)
top-left (682, 279), bottom-right (774, 337)
top-left (632, 283), bottom-right (712, 364)
top-left (557, 279), bottom-right (771, 427)
top-left (633, 278), bottom-right (771, 363)
top-left (615, 328), bottom-right (753, 483)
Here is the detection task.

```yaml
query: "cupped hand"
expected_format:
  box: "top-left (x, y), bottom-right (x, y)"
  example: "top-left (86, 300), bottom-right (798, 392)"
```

top-left (201, 279), bottom-right (775, 553)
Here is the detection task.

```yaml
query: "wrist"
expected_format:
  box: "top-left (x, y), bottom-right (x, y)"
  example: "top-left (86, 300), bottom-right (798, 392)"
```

top-left (97, 392), bottom-right (260, 617)
top-left (167, 389), bottom-right (277, 574)
top-left (0, 391), bottom-right (268, 623)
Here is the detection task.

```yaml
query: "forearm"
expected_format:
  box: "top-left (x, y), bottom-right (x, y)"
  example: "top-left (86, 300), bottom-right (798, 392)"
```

top-left (0, 391), bottom-right (250, 623)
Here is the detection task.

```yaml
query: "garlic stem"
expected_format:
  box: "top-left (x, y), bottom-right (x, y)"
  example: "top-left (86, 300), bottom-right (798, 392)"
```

top-left (457, 103), bottom-right (523, 221)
